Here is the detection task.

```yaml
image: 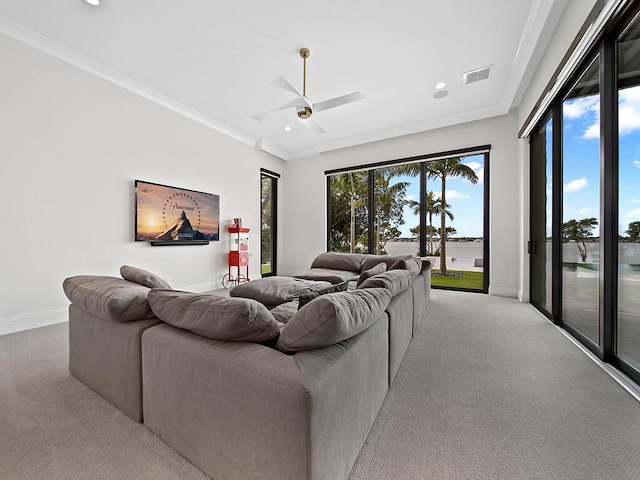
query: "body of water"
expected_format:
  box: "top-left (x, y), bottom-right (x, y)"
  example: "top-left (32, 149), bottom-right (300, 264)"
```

top-left (385, 241), bottom-right (484, 260)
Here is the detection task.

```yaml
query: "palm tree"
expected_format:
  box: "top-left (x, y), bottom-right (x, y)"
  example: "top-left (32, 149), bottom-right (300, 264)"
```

top-left (408, 191), bottom-right (454, 255)
top-left (330, 172), bottom-right (367, 252)
top-left (426, 158), bottom-right (478, 275)
top-left (373, 169), bottom-right (409, 254)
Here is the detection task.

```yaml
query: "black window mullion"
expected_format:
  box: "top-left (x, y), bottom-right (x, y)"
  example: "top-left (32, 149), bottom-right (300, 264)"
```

top-left (552, 101), bottom-right (563, 326)
top-left (367, 170), bottom-right (375, 253)
top-left (601, 34), bottom-right (618, 362)
top-left (419, 162), bottom-right (427, 257)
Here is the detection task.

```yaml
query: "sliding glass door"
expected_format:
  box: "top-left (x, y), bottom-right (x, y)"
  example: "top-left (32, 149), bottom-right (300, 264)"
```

top-left (617, 13), bottom-right (640, 373)
top-left (561, 56), bottom-right (601, 346)
top-left (529, 2), bottom-right (640, 385)
top-left (530, 117), bottom-right (553, 316)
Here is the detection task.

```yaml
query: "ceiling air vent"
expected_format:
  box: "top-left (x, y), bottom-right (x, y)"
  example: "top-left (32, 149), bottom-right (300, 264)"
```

top-left (463, 65), bottom-right (492, 84)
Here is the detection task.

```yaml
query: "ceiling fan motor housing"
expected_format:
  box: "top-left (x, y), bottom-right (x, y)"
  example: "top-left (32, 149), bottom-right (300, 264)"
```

top-left (297, 106), bottom-right (312, 119)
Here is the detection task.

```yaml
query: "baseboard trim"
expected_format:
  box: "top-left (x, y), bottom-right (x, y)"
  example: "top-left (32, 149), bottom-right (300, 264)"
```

top-left (488, 286), bottom-right (519, 298)
top-left (0, 308), bottom-right (68, 337)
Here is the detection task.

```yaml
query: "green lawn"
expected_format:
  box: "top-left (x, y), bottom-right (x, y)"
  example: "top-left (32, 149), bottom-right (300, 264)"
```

top-left (261, 263), bottom-right (271, 274)
top-left (430, 270), bottom-right (483, 290)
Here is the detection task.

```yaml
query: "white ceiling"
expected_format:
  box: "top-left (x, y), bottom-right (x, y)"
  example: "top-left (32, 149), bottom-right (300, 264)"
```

top-left (0, 0), bottom-right (568, 160)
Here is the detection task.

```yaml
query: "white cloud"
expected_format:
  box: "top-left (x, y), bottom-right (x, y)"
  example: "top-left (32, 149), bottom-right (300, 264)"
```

top-left (581, 122), bottom-right (600, 140)
top-left (446, 190), bottom-right (470, 200)
top-left (631, 198), bottom-right (640, 203)
top-left (564, 177), bottom-right (588, 193)
top-left (433, 190), bottom-right (470, 200)
top-left (405, 194), bottom-right (415, 201)
top-left (576, 208), bottom-right (591, 215)
top-left (633, 160), bottom-right (640, 168)
top-left (463, 161), bottom-right (482, 171)
top-left (619, 87), bottom-right (640, 137)
top-left (563, 96), bottom-right (599, 119)
top-left (624, 208), bottom-right (640, 219)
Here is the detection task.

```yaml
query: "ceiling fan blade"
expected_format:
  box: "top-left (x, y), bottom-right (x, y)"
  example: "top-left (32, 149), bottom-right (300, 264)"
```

top-left (298, 117), bottom-right (325, 135)
top-left (313, 92), bottom-right (365, 113)
top-left (271, 76), bottom-right (302, 97)
top-left (252, 97), bottom-right (308, 121)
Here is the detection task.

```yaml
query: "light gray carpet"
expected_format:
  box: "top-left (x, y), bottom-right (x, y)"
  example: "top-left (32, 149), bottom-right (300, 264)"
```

top-left (1, 290), bottom-right (639, 479)
top-left (349, 290), bottom-right (640, 479)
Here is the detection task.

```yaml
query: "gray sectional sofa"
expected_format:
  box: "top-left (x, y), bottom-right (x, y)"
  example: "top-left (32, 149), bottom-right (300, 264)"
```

top-left (62, 253), bottom-right (432, 480)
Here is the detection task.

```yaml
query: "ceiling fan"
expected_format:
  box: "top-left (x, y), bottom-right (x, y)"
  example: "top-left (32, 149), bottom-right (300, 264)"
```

top-left (252, 48), bottom-right (364, 134)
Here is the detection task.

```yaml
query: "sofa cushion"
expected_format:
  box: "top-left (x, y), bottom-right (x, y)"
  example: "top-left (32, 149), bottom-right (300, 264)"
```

top-left (120, 265), bottom-right (171, 289)
top-left (357, 269), bottom-right (418, 297)
top-left (229, 277), bottom-right (331, 306)
top-left (293, 268), bottom-right (360, 284)
top-left (389, 257), bottom-right (422, 273)
top-left (361, 254), bottom-right (411, 272)
top-left (268, 301), bottom-right (299, 324)
top-left (148, 290), bottom-right (281, 342)
top-left (63, 275), bottom-right (154, 322)
top-left (356, 262), bottom-right (387, 288)
top-left (276, 288), bottom-right (392, 353)
top-left (298, 281), bottom-right (349, 309)
top-left (310, 252), bottom-right (367, 271)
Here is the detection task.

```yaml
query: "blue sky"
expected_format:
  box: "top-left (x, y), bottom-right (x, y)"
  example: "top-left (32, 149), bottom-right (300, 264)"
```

top-left (395, 154), bottom-right (485, 238)
top-left (561, 86), bottom-right (640, 236)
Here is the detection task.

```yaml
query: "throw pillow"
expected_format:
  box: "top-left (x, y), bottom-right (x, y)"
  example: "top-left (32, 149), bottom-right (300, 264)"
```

top-left (230, 277), bottom-right (331, 306)
top-left (276, 288), bottom-right (392, 353)
top-left (63, 275), bottom-right (155, 322)
top-left (309, 252), bottom-right (366, 271)
top-left (120, 265), bottom-right (171, 289)
top-left (389, 257), bottom-right (422, 273)
top-left (148, 289), bottom-right (282, 342)
top-left (357, 269), bottom-right (417, 297)
top-left (298, 281), bottom-right (349, 310)
top-left (356, 262), bottom-right (387, 287)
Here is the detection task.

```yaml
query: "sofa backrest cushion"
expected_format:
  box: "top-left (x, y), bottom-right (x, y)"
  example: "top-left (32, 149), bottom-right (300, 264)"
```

top-left (298, 281), bottom-right (349, 309)
top-left (389, 257), bottom-right (422, 274)
top-left (148, 290), bottom-right (282, 342)
top-left (357, 269), bottom-right (418, 297)
top-left (276, 288), bottom-right (391, 353)
top-left (361, 254), bottom-right (411, 272)
top-left (310, 252), bottom-right (366, 272)
top-left (230, 277), bottom-right (331, 306)
top-left (356, 262), bottom-right (387, 287)
top-left (120, 265), bottom-right (171, 289)
top-left (63, 275), bottom-right (154, 322)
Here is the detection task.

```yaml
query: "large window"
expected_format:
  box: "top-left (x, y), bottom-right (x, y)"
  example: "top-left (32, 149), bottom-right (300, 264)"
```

top-left (529, 2), bottom-right (640, 385)
top-left (327, 148), bottom-right (489, 292)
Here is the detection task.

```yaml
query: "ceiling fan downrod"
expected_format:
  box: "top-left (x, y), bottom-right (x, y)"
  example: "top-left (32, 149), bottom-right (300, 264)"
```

top-left (297, 48), bottom-right (312, 119)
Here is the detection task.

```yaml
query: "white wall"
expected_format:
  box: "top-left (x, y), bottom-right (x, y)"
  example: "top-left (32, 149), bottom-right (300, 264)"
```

top-left (281, 110), bottom-right (522, 298)
top-left (0, 34), bottom-right (284, 335)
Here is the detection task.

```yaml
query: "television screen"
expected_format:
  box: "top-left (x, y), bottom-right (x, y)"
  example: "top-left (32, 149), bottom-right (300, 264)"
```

top-left (135, 180), bottom-right (219, 242)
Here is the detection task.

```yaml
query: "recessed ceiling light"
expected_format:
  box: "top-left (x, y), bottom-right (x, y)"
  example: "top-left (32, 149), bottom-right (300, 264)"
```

top-left (284, 126), bottom-right (292, 131)
top-left (86, 0), bottom-right (100, 5)
top-left (433, 90), bottom-right (449, 99)
top-left (435, 82), bottom-right (446, 89)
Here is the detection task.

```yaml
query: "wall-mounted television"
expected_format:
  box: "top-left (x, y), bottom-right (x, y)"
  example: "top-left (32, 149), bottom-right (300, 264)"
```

top-left (135, 180), bottom-right (219, 245)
